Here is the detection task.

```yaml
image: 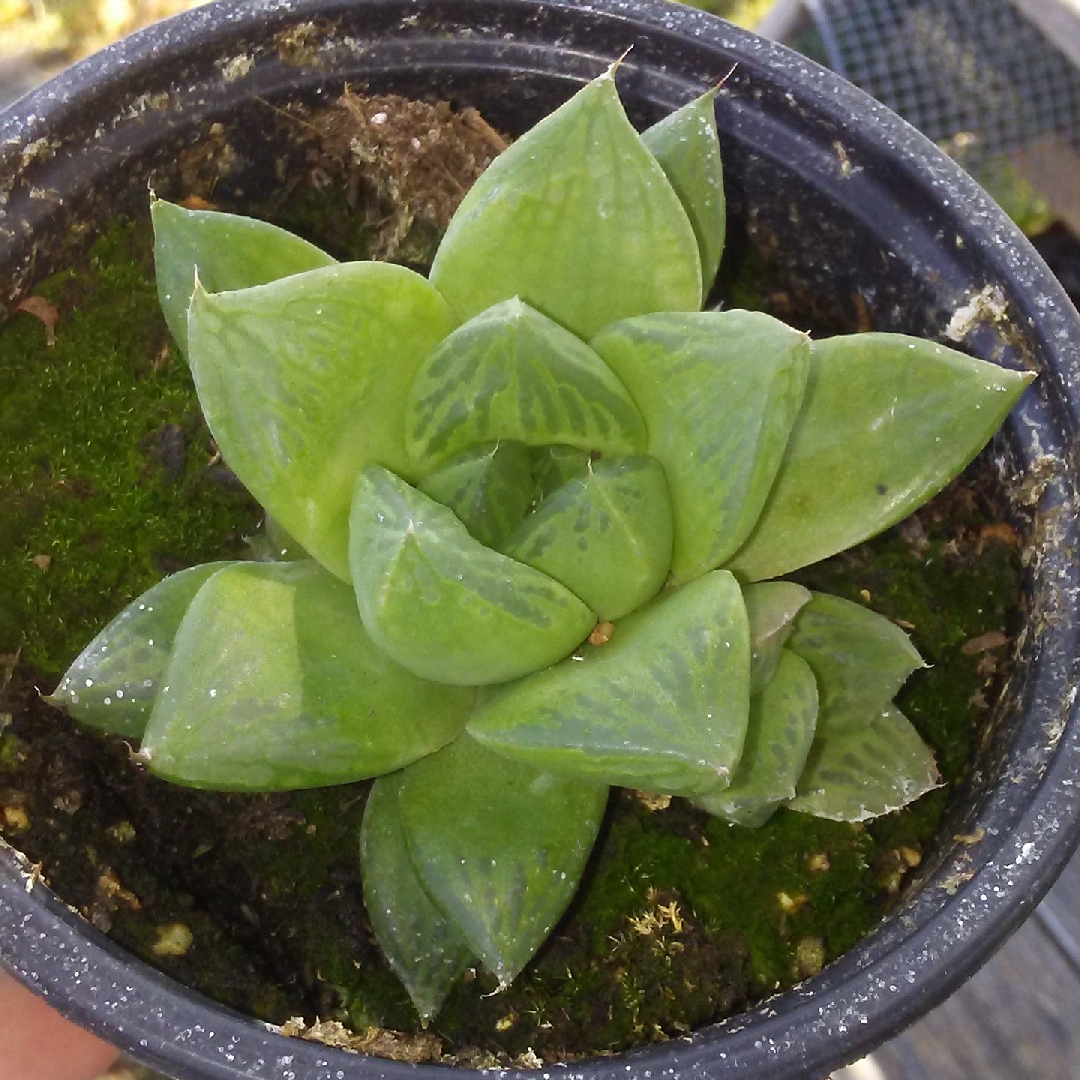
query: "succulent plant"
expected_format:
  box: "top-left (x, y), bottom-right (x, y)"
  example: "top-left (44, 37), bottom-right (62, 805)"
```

top-left (48, 65), bottom-right (1032, 1020)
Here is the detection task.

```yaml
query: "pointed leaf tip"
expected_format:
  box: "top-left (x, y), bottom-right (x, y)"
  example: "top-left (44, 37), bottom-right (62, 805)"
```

top-left (729, 334), bottom-right (1034, 582)
top-left (429, 72), bottom-right (701, 339)
top-left (643, 87), bottom-right (727, 290)
top-left (152, 198), bottom-right (335, 355)
top-left (141, 561), bottom-right (471, 790)
top-left (608, 46), bottom-right (634, 77)
top-left (716, 63), bottom-right (738, 90)
top-left (50, 562), bottom-right (235, 738)
top-left (349, 465), bottom-right (595, 685)
top-left (361, 774), bottom-right (473, 1020)
top-left (395, 736), bottom-right (607, 985)
top-left (469, 570), bottom-right (751, 796)
top-left (187, 262), bottom-right (454, 579)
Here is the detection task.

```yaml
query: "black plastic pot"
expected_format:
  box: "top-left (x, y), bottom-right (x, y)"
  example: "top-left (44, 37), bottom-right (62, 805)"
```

top-left (2, 2), bottom-right (1080, 1078)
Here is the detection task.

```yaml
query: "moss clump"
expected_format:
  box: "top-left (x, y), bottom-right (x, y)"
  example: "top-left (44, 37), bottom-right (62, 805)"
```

top-left (0, 219), bottom-right (262, 675)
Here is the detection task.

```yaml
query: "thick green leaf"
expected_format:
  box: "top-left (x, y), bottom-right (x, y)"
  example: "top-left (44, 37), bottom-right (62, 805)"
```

top-left (785, 593), bottom-right (936, 822)
top-left (419, 440), bottom-right (536, 549)
top-left (642, 89), bottom-right (725, 292)
top-left (349, 465), bottom-right (595, 685)
top-left (46, 562), bottom-right (234, 738)
top-left (187, 263), bottom-right (455, 579)
top-left (499, 455), bottom-right (674, 620)
top-left (744, 581), bottom-right (812, 695)
top-left (406, 299), bottom-right (647, 471)
top-left (787, 592), bottom-right (924, 716)
top-left (694, 648), bottom-right (818, 827)
top-left (429, 70), bottom-right (701, 340)
top-left (141, 561), bottom-right (472, 790)
top-left (151, 197), bottom-right (335, 355)
top-left (728, 334), bottom-right (1035, 581)
top-left (397, 734), bottom-right (608, 986)
top-left (593, 311), bottom-right (810, 583)
top-left (360, 774), bottom-right (473, 1021)
top-left (468, 570), bottom-right (751, 796)
top-left (787, 703), bottom-right (940, 822)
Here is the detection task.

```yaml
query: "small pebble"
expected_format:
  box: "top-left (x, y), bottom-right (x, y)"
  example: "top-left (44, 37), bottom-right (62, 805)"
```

top-left (795, 936), bottom-right (826, 978)
top-left (152, 922), bottom-right (194, 957)
top-left (2, 805), bottom-right (29, 832)
top-left (634, 790), bottom-right (672, 812)
top-left (777, 891), bottom-right (808, 914)
top-left (106, 821), bottom-right (137, 844)
top-left (954, 828), bottom-right (986, 845)
top-left (899, 845), bottom-right (922, 868)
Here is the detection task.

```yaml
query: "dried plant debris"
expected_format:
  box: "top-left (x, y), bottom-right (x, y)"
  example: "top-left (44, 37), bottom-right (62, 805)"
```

top-left (182, 90), bottom-right (509, 266)
top-left (313, 91), bottom-right (506, 261)
top-left (272, 1016), bottom-right (444, 1063)
top-left (268, 1015), bottom-right (550, 1068)
top-left (173, 123), bottom-right (238, 204)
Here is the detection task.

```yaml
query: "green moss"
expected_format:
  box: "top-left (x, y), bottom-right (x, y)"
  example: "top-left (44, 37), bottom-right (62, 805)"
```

top-left (0, 219), bottom-right (262, 674)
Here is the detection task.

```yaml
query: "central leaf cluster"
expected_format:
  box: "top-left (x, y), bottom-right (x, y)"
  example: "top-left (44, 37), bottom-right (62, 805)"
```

top-left (48, 67), bottom-right (1032, 1019)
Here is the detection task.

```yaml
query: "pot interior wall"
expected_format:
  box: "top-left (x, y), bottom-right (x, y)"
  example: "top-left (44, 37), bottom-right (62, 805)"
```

top-left (1, 4), bottom-right (1078, 1079)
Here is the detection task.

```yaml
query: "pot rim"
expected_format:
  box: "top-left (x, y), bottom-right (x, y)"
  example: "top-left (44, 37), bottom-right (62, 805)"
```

top-left (2, 1), bottom-right (1080, 1078)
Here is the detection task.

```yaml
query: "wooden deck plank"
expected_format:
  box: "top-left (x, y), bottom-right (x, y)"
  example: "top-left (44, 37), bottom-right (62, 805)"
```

top-left (1035, 842), bottom-right (1080, 971)
top-left (853, 914), bottom-right (1080, 1080)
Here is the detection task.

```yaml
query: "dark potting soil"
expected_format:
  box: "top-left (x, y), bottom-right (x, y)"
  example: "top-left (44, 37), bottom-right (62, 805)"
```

top-left (0, 93), bottom-right (1025, 1066)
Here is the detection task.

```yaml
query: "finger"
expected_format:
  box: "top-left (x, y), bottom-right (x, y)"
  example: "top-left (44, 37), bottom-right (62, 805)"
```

top-left (0, 969), bottom-right (121, 1080)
